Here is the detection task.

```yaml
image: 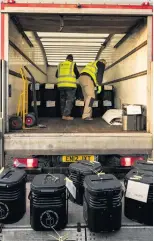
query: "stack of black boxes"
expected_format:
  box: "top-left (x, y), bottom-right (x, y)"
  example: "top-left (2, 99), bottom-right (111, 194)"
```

top-left (122, 104), bottom-right (146, 131)
top-left (42, 84), bottom-right (60, 117)
top-left (67, 160), bottom-right (123, 232)
top-left (73, 84), bottom-right (114, 118)
top-left (28, 83), bottom-right (43, 116)
top-left (68, 161), bottom-right (102, 205)
top-left (29, 83), bottom-right (115, 118)
top-left (98, 85), bottom-right (114, 115)
top-left (72, 84), bottom-right (84, 117)
top-left (29, 83), bottom-right (60, 118)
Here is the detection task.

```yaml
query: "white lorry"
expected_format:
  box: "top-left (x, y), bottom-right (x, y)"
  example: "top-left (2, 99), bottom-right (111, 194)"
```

top-left (0, 0), bottom-right (153, 240)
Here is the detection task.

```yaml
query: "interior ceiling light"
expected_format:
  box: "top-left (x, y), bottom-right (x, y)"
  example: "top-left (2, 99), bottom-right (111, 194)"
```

top-left (42, 42), bottom-right (102, 46)
top-left (37, 32), bottom-right (109, 38)
top-left (40, 38), bottom-right (105, 43)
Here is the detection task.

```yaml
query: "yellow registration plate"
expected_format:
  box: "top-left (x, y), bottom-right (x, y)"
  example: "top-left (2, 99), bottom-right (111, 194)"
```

top-left (62, 155), bottom-right (95, 162)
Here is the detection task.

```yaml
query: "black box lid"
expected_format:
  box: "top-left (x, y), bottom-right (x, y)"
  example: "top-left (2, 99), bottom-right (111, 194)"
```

top-left (31, 174), bottom-right (66, 193)
top-left (0, 168), bottom-right (26, 188)
top-left (84, 174), bottom-right (122, 193)
top-left (69, 161), bottom-right (102, 175)
top-left (125, 169), bottom-right (153, 185)
top-left (133, 160), bottom-right (153, 172)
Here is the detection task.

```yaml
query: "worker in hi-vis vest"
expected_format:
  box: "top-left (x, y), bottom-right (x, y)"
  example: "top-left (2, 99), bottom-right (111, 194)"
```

top-left (56, 54), bottom-right (80, 120)
top-left (79, 59), bottom-right (106, 120)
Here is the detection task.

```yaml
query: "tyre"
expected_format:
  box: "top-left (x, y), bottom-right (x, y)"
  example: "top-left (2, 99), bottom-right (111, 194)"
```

top-left (25, 113), bottom-right (36, 127)
top-left (9, 115), bottom-right (22, 130)
top-left (29, 112), bottom-right (35, 117)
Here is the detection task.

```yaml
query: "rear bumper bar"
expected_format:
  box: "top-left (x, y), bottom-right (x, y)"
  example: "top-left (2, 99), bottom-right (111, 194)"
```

top-left (4, 132), bottom-right (152, 155)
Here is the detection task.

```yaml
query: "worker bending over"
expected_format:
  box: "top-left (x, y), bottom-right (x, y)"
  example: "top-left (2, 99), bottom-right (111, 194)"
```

top-left (79, 59), bottom-right (106, 120)
top-left (56, 54), bottom-right (80, 120)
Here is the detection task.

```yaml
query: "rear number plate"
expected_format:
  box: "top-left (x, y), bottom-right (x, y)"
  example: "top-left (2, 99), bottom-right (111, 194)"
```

top-left (62, 155), bottom-right (95, 162)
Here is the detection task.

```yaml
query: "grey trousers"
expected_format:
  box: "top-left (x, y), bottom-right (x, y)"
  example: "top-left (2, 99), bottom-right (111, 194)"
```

top-left (79, 75), bottom-right (95, 119)
top-left (59, 87), bottom-right (76, 117)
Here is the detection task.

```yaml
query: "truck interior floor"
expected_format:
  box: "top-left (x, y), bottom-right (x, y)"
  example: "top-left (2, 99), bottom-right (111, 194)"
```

top-left (9, 118), bottom-right (146, 134)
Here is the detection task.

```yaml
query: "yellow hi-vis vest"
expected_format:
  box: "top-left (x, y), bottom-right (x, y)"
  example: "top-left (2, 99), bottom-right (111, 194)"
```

top-left (81, 61), bottom-right (98, 85)
top-left (57, 60), bottom-right (77, 88)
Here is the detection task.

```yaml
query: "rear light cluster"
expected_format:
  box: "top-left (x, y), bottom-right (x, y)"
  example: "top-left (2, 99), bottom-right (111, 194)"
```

top-left (142, 1), bottom-right (150, 6)
top-left (2, 0), bottom-right (16, 3)
top-left (120, 156), bottom-right (144, 167)
top-left (13, 158), bottom-right (38, 168)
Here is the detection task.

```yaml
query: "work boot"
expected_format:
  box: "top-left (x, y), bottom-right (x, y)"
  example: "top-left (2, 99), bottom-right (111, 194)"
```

top-left (83, 117), bottom-right (93, 121)
top-left (62, 116), bottom-right (74, 120)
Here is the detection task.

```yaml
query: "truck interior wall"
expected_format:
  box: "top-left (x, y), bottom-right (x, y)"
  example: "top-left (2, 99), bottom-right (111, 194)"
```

top-left (104, 24), bottom-right (147, 109)
top-left (8, 20), bottom-right (47, 115)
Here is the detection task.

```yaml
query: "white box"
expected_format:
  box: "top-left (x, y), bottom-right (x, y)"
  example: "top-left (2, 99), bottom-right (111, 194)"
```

top-left (104, 85), bottom-right (113, 90)
top-left (103, 100), bottom-right (112, 107)
top-left (75, 100), bottom-right (84, 107)
top-left (92, 101), bottom-right (98, 108)
top-left (45, 84), bottom-right (55, 89)
top-left (46, 101), bottom-right (56, 107)
top-left (126, 180), bottom-right (149, 203)
top-left (31, 101), bottom-right (41, 106)
top-left (124, 105), bottom-right (142, 115)
top-left (30, 83), bottom-right (40, 91)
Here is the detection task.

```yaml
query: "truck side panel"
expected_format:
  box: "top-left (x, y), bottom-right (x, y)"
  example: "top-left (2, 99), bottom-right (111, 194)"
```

top-left (104, 24), bottom-right (147, 107)
top-left (8, 20), bottom-right (47, 115)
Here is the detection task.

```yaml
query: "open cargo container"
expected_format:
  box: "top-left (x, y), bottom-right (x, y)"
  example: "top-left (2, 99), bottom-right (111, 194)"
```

top-left (0, 1), bottom-right (153, 168)
top-left (0, 1), bottom-right (153, 241)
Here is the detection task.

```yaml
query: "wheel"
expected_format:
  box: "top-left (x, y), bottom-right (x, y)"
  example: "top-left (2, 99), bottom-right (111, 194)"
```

top-left (9, 115), bottom-right (22, 130)
top-left (28, 112), bottom-right (35, 117)
top-left (25, 113), bottom-right (36, 127)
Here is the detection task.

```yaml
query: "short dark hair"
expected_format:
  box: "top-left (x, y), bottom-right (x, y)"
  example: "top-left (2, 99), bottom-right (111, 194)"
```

top-left (66, 54), bottom-right (73, 61)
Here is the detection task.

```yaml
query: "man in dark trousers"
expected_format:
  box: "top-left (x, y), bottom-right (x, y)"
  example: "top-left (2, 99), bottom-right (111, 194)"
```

top-left (56, 54), bottom-right (80, 120)
top-left (79, 59), bottom-right (106, 120)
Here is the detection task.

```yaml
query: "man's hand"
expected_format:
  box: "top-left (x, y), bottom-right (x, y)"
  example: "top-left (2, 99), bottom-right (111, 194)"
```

top-left (96, 85), bottom-right (102, 94)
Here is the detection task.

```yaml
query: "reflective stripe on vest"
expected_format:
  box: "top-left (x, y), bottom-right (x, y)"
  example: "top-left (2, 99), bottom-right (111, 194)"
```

top-left (81, 61), bottom-right (98, 85)
top-left (57, 60), bottom-right (77, 88)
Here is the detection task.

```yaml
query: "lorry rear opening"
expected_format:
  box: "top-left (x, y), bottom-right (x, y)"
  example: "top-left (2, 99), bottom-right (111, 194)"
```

top-left (2, 8), bottom-right (152, 156)
top-left (8, 14), bottom-right (149, 133)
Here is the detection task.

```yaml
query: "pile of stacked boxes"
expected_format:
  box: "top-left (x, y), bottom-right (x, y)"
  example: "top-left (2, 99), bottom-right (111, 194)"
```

top-left (28, 83), bottom-right (114, 118)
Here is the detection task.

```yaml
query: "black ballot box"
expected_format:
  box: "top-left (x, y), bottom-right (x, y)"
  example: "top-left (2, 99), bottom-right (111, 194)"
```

top-left (0, 168), bottom-right (26, 224)
top-left (83, 174), bottom-right (123, 232)
top-left (69, 161), bottom-right (102, 205)
top-left (29, 174), bottom-right (67, 231)
top-left (124, 168), bottom-right (153, 226)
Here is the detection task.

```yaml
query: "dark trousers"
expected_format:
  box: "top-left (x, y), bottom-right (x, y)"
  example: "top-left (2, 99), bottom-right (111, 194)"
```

top-left (59, 88), bottom-right (76, 117)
